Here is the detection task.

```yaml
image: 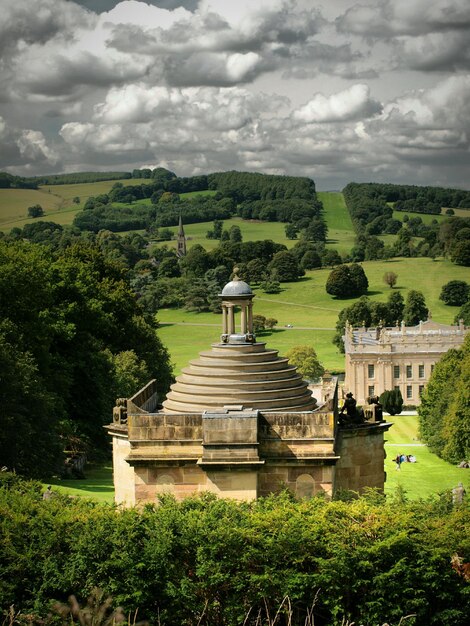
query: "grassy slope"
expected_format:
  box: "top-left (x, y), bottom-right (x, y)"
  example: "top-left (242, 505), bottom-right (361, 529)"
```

top-left (384, 415), bottom-right (469, 498)
top-left (0, 178), bottom-right (153, 231)
top-left (158, 256), bottom-right (469, 374)
top-left (318, 191), bottom-right (357, 253)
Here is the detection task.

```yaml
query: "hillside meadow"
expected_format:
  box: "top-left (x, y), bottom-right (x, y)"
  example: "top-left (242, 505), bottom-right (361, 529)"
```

top-left (157, 256), bottom-right (469, 374)
top-left (0, 178), bottom-right (152, 231)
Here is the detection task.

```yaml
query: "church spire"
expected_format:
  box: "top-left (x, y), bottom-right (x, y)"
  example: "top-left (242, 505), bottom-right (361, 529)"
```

top-left (177, 213), bottom-right (186, 257)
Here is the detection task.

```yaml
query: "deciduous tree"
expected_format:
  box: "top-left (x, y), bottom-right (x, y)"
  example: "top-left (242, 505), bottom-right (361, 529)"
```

top-left (285, 345), bottom-right (324, 380)
top-left (383, 271), bottom-right (398, 288)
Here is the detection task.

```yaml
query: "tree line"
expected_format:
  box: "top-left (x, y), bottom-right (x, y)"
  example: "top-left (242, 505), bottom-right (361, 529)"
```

top-left (342, 183), bottom-right (470, 266)
top-left (72, 170), bottom-right (328, 244)
top-left (419, 333), bottom-right (470, 464)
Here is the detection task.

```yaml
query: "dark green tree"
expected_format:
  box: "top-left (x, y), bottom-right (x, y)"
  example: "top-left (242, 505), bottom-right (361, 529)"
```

top-left (379, 389), bottom-right (403, 415)
top-left (403, 290), bottom-right (428, 325)
top-left (419, 335), bottom-right (469, 462)
top-left (387, 291), bottom-right (405, 324)
top-left (27, 204), bottom-right (44, 218)
top-left (451, 241), bottom-right (470, 266)
top-left (455, 300), bottom-right (470, 325)
top-left (268, 250), bottom-right (303, 282)
top-left (229, 224), bottom-right (242, 243)
top-left (326, 264), bottom-right (368, 298)
top-left (439, 280), bottom-right (470, 306)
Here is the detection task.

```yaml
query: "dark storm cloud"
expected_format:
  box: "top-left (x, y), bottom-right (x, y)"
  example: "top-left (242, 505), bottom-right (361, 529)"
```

top-left (336, 0), bottom-right (470, 38)
top-left (1, 0), bottom-right (470, 189)
top-left (73, 0), bottom-right (198, 13)
top-left (0, 0), bottom-right (93, 56)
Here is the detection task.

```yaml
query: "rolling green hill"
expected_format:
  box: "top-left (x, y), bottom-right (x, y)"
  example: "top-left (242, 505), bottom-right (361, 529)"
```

top-left (157, 256), bottom-right (468, 374)
top-left (0, 178), bottom-right (153, 231)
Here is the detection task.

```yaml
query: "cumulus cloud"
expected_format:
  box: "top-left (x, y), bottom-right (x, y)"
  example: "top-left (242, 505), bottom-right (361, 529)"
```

top-left (0, 0), bottom-right (94, 56)
top-left (0, 117), bottom-right (58, 170)
top-left (395, 31), bottom-right (470, 72)
top-left (337, 0), bottom-right (470, 38)
top-left (293, 84), bottom-right (382, 123)
top-left (1, 1), bottom-right (470, 189)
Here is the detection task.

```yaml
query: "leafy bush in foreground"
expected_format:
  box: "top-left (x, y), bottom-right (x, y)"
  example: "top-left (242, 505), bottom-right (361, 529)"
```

top-left (1, 479), bottom-right (469, 626)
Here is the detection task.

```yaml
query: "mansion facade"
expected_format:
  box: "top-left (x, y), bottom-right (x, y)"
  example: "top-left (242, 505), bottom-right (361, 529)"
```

top-left (344, 319), bottom-right (468, 406)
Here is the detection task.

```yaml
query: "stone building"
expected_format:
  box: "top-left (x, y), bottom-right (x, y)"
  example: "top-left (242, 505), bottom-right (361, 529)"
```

top-left (108, 277), bottom-right (391, 506)
top-left (344, 318), bottom-right (468, 406)
top-left (176, 213), bottom-right (186, 257)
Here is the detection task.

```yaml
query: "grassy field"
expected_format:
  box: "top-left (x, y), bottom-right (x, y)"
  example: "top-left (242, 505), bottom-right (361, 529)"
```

top-left (384, 415), bottom-right (468, 498)
top-left (154, 216), bottom-right (296, 251)
top-left (43, 465), bottom-right (115, 504)
top-left (0, 178), bottom-right (152, 231)
top-left (318, 191), bottom-right (357, 253)
top-left (157, 256), bottom-right (469, 374)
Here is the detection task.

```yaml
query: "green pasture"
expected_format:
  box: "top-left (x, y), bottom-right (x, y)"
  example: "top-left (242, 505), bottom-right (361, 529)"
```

top-left (155, 216), bottom-right (295, 251)
top-left (157, 256), bottom-right (469, 374)
top-left (318, 191), bottom-right (357, 253)
top-left (180, 190), bottom-right (218, 199)
top-left (42, 465), bottom-right (114, 504)
top-left (0, 178), bottom-right (152, 231)
top-left (392, 207), bottom-right (469, 225)
top-left (384, 415), bottom-right (468, 498)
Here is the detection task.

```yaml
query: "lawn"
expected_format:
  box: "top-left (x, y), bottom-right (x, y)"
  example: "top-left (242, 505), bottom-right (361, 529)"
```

top-left (0, 178), bottom-right (152, 231)
top-left (384, 414), bottom-right (469, 499)
top-left (43, 465), bottom-right (114, 504)
top-left (154, 216), bottom-right (295, 251)
top-left (318, 191), bottom-right (357, 254)
top-left (157, 256), bottom-right (469, 374)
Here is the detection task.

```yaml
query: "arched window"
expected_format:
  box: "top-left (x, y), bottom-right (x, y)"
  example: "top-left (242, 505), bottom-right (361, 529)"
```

top-left (295, 473), bottom-right (315, 499)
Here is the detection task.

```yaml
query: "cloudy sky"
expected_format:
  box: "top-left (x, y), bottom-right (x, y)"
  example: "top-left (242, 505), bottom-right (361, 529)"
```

top-left (1, 0), bottom-right (469, 189)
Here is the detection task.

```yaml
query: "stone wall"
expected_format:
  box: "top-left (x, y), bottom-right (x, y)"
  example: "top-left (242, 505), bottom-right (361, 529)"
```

top-left (108, 385), bottom-right (390, 504)
top-left (112, 429), bottom-right (135, 506)
top-left (334, 423), bottom-right (391, 493)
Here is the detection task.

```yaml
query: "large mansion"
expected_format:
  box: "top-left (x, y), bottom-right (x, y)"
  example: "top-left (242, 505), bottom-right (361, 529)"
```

top-left (344, 319), bottom-right (468, 406)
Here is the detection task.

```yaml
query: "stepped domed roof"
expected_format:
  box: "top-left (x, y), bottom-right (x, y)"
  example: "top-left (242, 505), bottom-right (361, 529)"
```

top-left (221, 278), bottom-right (252, 297)
top-left (161, 276), bottom-right (317, 414)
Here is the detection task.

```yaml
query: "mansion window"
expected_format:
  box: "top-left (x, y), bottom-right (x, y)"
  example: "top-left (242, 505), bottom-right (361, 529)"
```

top-left (394, 385), bottom-right (400, 392)
top-left (406, 385), bottom-right (413, 399)
top-left (419, 364), bottom-right (425, 378)
top-left (406, 365), bottom-right (412, 378)
top-left (419, 385), bottom-right (425, 397)
top-left (368, 364), bottom-right (375, 379)
top-left (393, 365), bottom-right (400, 379)
top-left (368, 385), bottom-right (375, 397)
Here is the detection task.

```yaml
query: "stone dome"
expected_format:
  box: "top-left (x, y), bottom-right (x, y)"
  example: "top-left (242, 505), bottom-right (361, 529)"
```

top-left (221, 278), bottom-right (252, 297)
top-left (161, 273), bottom-right (317, 414)
top-left (162, 342), bottom-right (317, 414)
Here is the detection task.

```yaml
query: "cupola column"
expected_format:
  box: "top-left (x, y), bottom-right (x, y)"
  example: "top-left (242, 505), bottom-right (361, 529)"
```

top-left (248, 301), bottom-right (253, 334)
top-left (240, 302), bottom-right (247, 335)
top-left (222, 305), bottom-right (228, 335)
top-left (227, 304), bottom-right (235, 335)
